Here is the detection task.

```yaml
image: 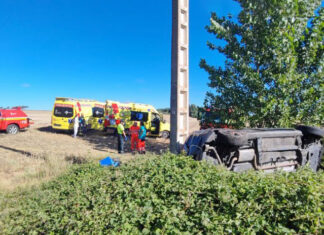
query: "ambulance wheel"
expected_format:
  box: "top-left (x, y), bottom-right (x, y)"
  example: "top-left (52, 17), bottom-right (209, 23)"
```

top-left (161, 131), bottom-right (170, 139)
top-left (6, 124), bottom-right (19, 135)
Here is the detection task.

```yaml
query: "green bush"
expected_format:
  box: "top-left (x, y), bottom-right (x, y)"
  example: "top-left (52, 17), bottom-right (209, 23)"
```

top-left (1, 154), bottom-right (323, 234)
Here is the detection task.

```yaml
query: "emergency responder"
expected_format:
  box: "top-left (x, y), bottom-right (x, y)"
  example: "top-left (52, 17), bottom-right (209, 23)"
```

top-left (79, 114), bottom-right (87, 136)
top-left (138, 121), bottom-right (147, 154)
top-left (117, 119), bottom-right (127, 154)
top-left (103, 110), bottom-right (110, 132)
top-left (73, 114), bottom-right (79, 138)
top-left (130, 122), bottom-right (140, 153)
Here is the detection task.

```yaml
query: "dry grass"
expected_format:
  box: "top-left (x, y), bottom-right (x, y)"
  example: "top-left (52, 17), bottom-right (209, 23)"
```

top-left (0, 151), bottom-right (71, 191)
top-left (0, 127), bottom-right (100, 192)
top-left (0, 111), bottom-right (199, 192)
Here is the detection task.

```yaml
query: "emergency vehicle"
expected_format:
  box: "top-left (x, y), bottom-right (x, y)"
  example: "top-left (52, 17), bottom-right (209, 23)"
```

top-left (88, 102), bottom-right (106, 130)
top-left (105, 100), bottom-right (170, 138)
top-left (51, 97), bottom-right (96, 131)
top-left (0, 107), bottom-right (31, 134)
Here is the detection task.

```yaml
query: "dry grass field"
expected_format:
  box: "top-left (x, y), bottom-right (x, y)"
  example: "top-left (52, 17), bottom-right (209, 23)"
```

top-left (0, 111), bottom-right (199, 192)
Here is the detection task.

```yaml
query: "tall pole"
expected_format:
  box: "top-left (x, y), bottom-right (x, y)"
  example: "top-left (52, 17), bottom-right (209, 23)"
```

top-left (171, 0), bottom-right (189, 153)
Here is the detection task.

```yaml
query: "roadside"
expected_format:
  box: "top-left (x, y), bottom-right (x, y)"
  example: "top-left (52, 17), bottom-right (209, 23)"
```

top-left (0, 110), bottom-right (199, 192)
top-left (1, 154), bottom-right (322, 234)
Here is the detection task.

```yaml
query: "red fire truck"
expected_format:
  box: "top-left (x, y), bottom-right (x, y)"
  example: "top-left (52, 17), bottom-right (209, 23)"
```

top-left (0, 107), bottom-right (31, 134)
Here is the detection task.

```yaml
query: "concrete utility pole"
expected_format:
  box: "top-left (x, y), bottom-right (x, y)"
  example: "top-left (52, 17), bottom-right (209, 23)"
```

top-left (170, 0), bottom-right (189, 153)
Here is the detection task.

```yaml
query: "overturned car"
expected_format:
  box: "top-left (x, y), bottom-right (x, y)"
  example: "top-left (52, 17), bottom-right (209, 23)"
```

top-left (184, 126), bottom-right (323, 172)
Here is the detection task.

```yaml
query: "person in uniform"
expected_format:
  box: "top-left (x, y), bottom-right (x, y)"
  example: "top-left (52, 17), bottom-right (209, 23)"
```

top-left (130, 122), bottom-right (140, 153)
top-left (73, 114), bottom-right (79, 138)
top-left (117, 119), bottom-right (127, 154)
top-left (138, 121), bottom-right (147, 154)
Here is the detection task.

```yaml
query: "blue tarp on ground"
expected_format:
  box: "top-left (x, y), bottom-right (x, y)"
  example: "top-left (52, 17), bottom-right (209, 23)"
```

top-left (99, 157), bottom-right (120, 167)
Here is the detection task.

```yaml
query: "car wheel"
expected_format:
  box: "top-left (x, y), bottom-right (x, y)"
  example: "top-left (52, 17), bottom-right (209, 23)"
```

top-left (295, 125), bottom-right (324, 138)
top-left (161, 131), bottom-right (169, 139)
top-left (6, 124), bottom-right (19, 134)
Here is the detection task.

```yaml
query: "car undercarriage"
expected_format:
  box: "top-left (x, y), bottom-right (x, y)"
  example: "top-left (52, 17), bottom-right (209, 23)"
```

top-left (184, 126), bottom-right (324, 172)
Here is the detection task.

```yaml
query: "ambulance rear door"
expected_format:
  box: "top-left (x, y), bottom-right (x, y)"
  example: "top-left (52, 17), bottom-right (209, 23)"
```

top-left (52, 104), bottom-right (75, 129)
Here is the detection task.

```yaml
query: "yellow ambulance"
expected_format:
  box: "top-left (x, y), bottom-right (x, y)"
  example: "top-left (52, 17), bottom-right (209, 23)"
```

top-left (51, 97), bottom-right (95, 131)
top-left (88, 102), bottom-right (106, 130)
top-left (105, 100), bottom-right (170, 138)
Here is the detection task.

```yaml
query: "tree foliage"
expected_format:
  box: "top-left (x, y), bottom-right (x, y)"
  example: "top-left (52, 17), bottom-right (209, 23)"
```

top-left (189, 104), bottom-right (199, 118)
top-left (158, 105), bottom-right (200, 119)
top-left (157, 108), bottom-right (170, 114)
top-left (200, 0), bottom-right (323, 128)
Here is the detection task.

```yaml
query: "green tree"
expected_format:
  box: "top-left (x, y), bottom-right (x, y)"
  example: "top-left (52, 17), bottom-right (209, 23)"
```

top-left (200, 0), bottom-right (323, 128)
top-left (157, 108), bottom-right (170, 114)
top-left (189, 104), bottom-right (199, 118)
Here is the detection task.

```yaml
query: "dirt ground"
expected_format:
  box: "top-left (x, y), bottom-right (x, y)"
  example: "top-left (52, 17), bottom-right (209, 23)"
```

top-left (0, 111), bottom-right (199, 191)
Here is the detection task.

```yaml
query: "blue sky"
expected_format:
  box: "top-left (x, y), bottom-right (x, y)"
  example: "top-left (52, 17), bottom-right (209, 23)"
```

top-left (0, 0), bottom-right (241, 110)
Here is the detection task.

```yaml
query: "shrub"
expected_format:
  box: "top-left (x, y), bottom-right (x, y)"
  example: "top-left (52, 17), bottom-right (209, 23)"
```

top-left (1, 153), bottom-right (323, 234)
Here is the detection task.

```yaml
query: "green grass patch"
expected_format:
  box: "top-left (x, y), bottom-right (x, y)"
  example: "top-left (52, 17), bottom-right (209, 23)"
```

top-left (1, 153), bottom-right (323, 234)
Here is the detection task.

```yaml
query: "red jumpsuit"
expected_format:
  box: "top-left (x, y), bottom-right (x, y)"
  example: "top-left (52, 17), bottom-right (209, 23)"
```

top-left (130, 125), bottom-right (140, 151)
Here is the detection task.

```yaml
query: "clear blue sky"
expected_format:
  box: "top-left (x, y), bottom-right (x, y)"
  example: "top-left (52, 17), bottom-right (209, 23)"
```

top-left (0, 0), bottom-right (240, 110)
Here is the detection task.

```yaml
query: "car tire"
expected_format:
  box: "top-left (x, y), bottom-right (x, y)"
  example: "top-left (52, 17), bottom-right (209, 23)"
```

top-left (295, 125), bottom-right (324, 138)
top-left (161, 131), bottom-right (170, 139)
top-left (6, 124), bottom-right (19, 135)
top-left (217, 130), bottom-right (248, 146)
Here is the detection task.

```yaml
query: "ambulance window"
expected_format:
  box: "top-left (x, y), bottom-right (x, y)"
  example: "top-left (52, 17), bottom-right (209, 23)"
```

top-left (131, 111), bottom-right (148, 122)
top-left (0, 112), bottom-right (2, 117)
top-left (93, 107), bottom-right (104, 118)
top-left (54, 107), bottom-right (73, 118)
top-left (152, 113), bottom-right (160, 120)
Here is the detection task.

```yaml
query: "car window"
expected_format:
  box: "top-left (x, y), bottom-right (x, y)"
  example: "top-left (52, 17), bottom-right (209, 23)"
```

top-left (93, 107), bottom-right (104, 118)
top-left (152, 113), bottom-right (160, 120)
top-left (131, 111), bottom-right (148, 122)
top-left (54, 107), bottom-right (74, 118)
